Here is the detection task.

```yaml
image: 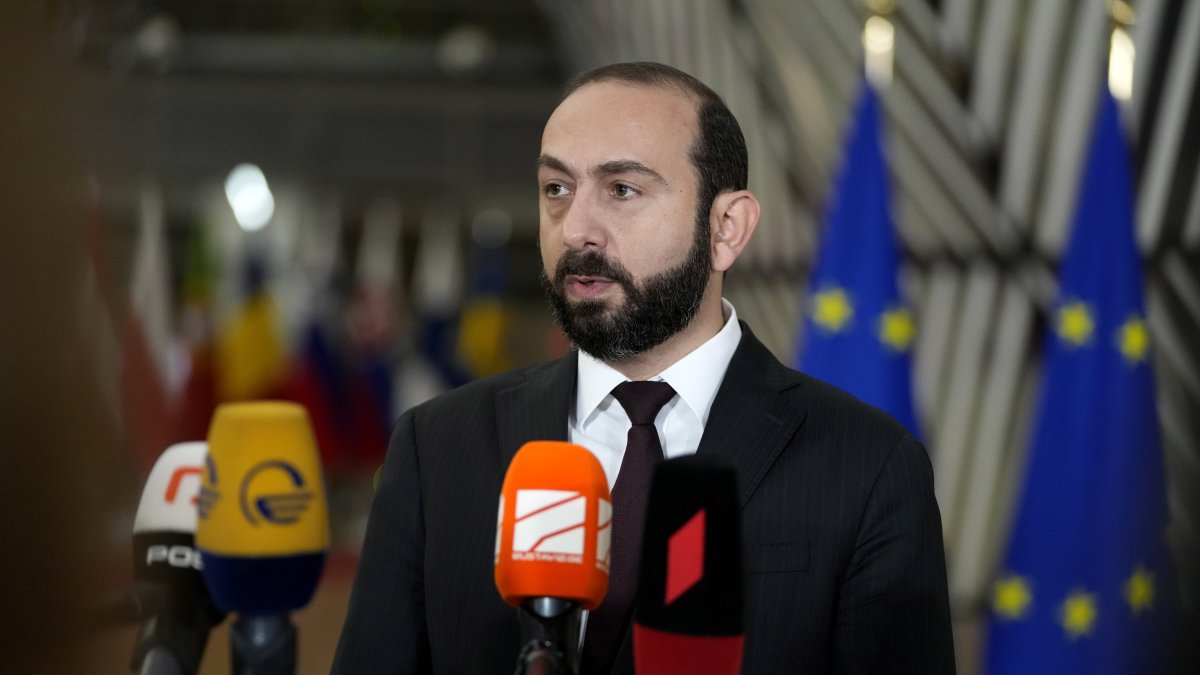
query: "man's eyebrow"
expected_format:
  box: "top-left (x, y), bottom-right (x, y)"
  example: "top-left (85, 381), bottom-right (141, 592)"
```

top-left (535, 155), bottom-right (668, 186)
top-left (535, 155), bottom-right (572, 176)
top-left (593, 159), bottom-right (667, 185)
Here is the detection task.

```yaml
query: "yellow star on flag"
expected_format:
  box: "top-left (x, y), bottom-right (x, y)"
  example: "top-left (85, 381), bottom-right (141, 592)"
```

top-left (992, 575), bottom-right (1033, 620)
top-left (1124, 566), bottom-right (1155, 615)
top-left (1117, 316), bottom-right (1149, 363)
top-left (878, 308), bottom-right (916, 352)
top-left (1059, 589), bottom-right (1098, 639)
top-left (1057, 302), bottom-right (1095, 347)
top-left (812, 287), bottom-right (854, 333)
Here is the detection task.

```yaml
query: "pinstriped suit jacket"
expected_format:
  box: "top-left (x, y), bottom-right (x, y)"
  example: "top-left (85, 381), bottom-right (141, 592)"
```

top-left (333, 323), bottom-right (955, 674)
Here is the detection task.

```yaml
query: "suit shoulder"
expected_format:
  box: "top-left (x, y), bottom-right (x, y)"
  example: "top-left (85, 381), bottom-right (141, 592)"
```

top-left (790, 371), bottom-right (916, 455)
top-left (404, 358), bottom-right (562, 422)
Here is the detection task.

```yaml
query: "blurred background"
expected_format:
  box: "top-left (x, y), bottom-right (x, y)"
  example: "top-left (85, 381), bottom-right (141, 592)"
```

top-left (2, 0), bottom-right (1198, 673)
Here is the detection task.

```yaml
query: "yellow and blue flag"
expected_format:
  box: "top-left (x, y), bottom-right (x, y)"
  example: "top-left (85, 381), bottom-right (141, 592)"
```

top-left (986, 90), bottom-right (1176, 673)
top-left (216, 252), bottom-right (286, 402)
top-left (457, 242), bottom-right (512, 379)
top-left (796, 78), bottom-right (918, 436)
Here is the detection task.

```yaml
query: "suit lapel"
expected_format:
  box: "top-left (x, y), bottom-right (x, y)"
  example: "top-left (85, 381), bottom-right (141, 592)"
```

top-left (495, 350), bottom-right (578, 468)
top-left (697, 323), bottom-right (807, 507)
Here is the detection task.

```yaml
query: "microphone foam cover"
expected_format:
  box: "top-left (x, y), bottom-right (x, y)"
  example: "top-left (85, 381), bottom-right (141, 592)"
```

top-left (134, 442), bottom-right (207, 536)
top-left (197, 402), bottom-right (329, 615)
top-left (494, 441), bottom-right (611, 610)
top-left (634, 455), bottom-right (744, 674)
top-left (132, 441), bottom-right (208, 590)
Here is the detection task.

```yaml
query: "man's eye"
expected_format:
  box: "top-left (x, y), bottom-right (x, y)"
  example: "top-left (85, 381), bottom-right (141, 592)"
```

top-left (613, 183), bottom-right (638, 198)
top-left (544, 182), bottom-right (570, 198)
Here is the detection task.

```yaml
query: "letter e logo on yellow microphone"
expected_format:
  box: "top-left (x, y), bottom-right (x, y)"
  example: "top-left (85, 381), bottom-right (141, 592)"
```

top-left (239, 460), bottom-right (313, 526)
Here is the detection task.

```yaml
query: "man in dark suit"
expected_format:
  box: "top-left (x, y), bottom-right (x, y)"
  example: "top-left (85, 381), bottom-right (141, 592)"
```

top-left (333, 62), bottom-right (955, 674)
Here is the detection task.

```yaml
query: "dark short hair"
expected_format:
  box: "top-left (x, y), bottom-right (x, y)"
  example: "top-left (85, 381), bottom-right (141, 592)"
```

top-left (563, 62), bottom-right (749, 218)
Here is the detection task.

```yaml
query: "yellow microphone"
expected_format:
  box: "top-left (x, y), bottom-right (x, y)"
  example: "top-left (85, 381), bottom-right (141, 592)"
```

top-left (196, 402), bottom-right (328, 673)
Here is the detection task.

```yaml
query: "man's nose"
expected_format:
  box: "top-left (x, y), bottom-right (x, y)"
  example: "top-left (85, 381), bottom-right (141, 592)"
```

top-left (560, 188), bottom-right (607, 252)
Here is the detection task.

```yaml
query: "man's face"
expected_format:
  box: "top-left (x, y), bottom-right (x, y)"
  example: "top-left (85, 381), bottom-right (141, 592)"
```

top-left (537, 81), bottom-right (714, 360)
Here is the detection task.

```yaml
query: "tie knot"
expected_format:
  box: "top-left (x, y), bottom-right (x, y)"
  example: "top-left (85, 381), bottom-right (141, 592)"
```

top-left (611, 380), bottom-right (677, 426)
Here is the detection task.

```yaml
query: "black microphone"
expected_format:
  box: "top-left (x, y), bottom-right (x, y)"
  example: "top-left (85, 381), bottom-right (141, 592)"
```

top-left (127, 441), bottom-right (225, 675)
top-left (633, 455), bottom-right (744, 675)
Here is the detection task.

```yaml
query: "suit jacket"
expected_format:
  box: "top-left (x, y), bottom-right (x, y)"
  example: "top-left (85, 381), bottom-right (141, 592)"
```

top-left (333, 324), bottom-right (955, 674)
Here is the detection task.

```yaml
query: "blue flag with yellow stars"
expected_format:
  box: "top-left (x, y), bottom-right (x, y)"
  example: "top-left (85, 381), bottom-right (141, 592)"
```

top-left (986, 89), bottom-right (1176, 673)
top-left (796, 77), bottom-right (919, 436)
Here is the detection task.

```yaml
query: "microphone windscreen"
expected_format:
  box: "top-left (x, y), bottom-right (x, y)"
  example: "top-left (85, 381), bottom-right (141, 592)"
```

top-left (494, 441), bottom-right (611, 610)
top-left (133, 442), bottom-right (208, 588)
top-left (196, 402), bottom-right (329, 615)
top-left (634, 455), bottom-right (744, 675)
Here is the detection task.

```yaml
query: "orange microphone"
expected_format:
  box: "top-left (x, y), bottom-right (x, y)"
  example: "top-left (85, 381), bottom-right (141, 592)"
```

top-left (494, 441), bottom-right (611, 675)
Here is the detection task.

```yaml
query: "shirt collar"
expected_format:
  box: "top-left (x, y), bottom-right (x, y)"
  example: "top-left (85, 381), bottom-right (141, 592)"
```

top-left (574, 299), bottom-right (742, 426)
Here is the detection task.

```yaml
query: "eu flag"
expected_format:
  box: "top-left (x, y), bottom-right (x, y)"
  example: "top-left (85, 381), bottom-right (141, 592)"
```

top-left (796, 78), bottom-right (918, 436)
top-left (986, 89), bottom-right (1176, 673)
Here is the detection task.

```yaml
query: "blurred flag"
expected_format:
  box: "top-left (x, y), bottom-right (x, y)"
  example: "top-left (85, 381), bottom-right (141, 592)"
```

top-left (283, 317), bottom-right (347, 470)
top-left (986, 90), bottom-right (1176, 673)
top-left (215, 250), bottom-right (286, 401)
top-left (171, 220), bottom-right (218, 442)
top-left (277, 197), bottom-right (348, 472)
top-left (795, 78), bottom-right (918, 436)
top-left (119, 182), bottom-right (179, 471)
top-left (456, 241), bottom-right (511, 379)
top-left (344, 197), bottom-right (402, 471)
top-left (411, 205), bottom-right (468, 388)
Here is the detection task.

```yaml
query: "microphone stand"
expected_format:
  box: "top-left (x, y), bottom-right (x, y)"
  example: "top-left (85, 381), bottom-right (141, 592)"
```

top-left (130, 594), bottom-right (213, 675)
top-left (230, 614), bottom-right (297, 675)
top-left (515, 597), bottom-right (581, 675)
top-left (138, 647), bottom-right (184, 675)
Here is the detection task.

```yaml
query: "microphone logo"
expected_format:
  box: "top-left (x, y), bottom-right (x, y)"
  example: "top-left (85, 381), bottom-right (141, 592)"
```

top-left (512, 489), bottom-right (586, 562)
top-left (508, 489), bottom-right (613, 570)
top-left (163, 466), bottom-right (204, 506)
top-left (237, 460), bottom-right (314, 526)
top-left (665, 509), bottom-right (706, 605)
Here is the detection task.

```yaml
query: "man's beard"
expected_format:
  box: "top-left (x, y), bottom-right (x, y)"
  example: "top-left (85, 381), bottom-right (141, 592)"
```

top-left (540, 213), bottom-right (712, 361)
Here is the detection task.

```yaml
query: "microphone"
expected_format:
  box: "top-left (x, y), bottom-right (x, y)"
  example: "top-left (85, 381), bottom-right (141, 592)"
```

top-left (196, 401), bottom-right (329, 675)
top-left (127, 441), bottom-right (225, 675)
top-left (633, 455), bottom-right (744, 675)
top-left (495, 441), bottom-right (612, 675)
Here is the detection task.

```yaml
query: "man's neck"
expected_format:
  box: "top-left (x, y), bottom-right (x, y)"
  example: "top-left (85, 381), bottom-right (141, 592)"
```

top-left (603, 294), bottom-right (727, 381)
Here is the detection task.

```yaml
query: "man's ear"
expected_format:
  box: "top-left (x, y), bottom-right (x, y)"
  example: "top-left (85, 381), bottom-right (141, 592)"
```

top-left (709, 189), bottom-right (761, 273)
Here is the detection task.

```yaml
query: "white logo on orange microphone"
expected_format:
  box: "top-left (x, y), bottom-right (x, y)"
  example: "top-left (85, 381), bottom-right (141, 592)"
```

top-left (512, 489), bottom-right (586, 563)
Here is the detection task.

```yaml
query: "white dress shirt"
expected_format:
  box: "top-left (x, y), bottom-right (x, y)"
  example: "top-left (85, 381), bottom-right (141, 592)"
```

top-left (569, 299), bottom-right (743, 490)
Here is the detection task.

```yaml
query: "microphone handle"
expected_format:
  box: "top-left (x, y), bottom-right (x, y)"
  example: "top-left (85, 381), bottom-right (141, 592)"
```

top-left (230, 614), bottom-right (297, 675)
top-left (139, 646), bottom-right (185, 675)
top-left (515, 597), bottom-right (581, 675)
top-left (516, 640), bottom-right (567, 675)
top-left (130, 599), bottom-right (213, 675)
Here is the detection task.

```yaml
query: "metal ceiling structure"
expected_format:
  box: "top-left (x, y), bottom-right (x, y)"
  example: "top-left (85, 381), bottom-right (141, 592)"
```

top-left (70, 0), bottom-right (564, 238)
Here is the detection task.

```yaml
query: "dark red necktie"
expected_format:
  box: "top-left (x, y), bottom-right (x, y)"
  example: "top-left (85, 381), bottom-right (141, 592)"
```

top-left (581, 380), bottom-right (677, 675)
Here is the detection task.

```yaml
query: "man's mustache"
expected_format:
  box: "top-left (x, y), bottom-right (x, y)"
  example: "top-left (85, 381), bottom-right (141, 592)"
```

top-left (553, 251), bottom-right (635, 289)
